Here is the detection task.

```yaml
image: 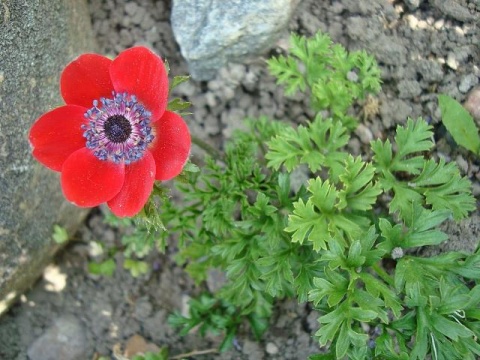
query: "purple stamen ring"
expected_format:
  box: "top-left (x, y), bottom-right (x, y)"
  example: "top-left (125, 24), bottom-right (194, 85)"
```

top-left (82, 92), bottom-right (155, 164)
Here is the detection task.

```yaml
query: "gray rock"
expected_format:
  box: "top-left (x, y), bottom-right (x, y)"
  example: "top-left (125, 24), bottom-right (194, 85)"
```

top-left (420, 215), bottom-right (480, 257)
top-left (465, 87), bottom-right (480, 123)
top-left (346, 16), bottom-right (378, 43)
top-left (431, 0), bottom-right (477, 22)
top-left (355, 123), bottom-right (374, 144)
top-left (171, 0), bottom-right (300, 80)
top-left (380, 98), bottom-right (413, 128)
top-left (458, 74), bottom-right (479, 94)
top-left (143, 310), bottom-right (173, 343)
top-left (415, 59), bottom-right (444, 82)
top-left (397, 79), bottom-right (422, 99)
top-left (242, 339), bottom-right (265, 359)
top-left (27, 316), bottom-right (89, 360)
top-left (266, 342), bottom-right (279, 355)
top-left (0, 0), bottom-right (92, 314)
top-left (133, 296), bottom-right (153, 321)
top-left (125, 1), bottom-right (139, 16)
top-left (373, 36), bottom-right (407, 65)
top-left (404, 0), bottom-right (423, 10)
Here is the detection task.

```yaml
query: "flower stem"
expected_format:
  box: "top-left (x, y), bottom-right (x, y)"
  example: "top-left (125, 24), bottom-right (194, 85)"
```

top-left (171, 348), bottom-right (218, 359)
top-left (191, 134), bottom-right (224, 160)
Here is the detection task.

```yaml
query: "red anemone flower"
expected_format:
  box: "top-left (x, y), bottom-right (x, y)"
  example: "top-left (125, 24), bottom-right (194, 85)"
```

top-left (29, 46), bottom-right (191, 217)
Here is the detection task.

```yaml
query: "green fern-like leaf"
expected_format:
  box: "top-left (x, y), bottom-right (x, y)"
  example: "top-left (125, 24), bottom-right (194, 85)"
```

top-left (286, 197), bottom-right (331, 251)
top-left (267, 55), bottom-right (306, 95)
top-left (337, 156), bottom-right (382, 211)
top-left (267, 32), bottom-right (381, 118)
top-left (352, 50), bottom-right (382, 95)
top-left (394, 118), bottom-right (433, 170)
top-left (415, 159), bottom-right (476, 220)
top-left (373, 118), bottom-right (475, 221)
top-left (266, 115), bottom-right (349, 177)
top-left (285, 178), bottom-right (365, 250)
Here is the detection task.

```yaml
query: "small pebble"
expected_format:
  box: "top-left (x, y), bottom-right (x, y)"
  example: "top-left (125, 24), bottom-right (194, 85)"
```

top-left (459, 74), bottom-right (479, 94)
top-left (124, 2), bottom-right (138, 16)
top-left (455, 155), bottom-right (469, 174)
top-left (355, 123), bottom-right (374, 144)
top-left (464, 87), bottom-right (480, 122)
top-left (222, 86), bottom-right (235, 101)
top-left (205, 92), bottom-right (217, 107)
top-left (27, 316), bottom-right (89, 360)
top-left (404, 0), bottom-right (422, 11)
top-left (434, 18), bottom-right (445, 29)
top-left (266, 342), bottom-right (279, 355)
top-left (242, 339), bottom-right (264, 359)
top-left (446, 53), bottom-right (459, 70)
top-left (133, 297), bottom-right (153, 321)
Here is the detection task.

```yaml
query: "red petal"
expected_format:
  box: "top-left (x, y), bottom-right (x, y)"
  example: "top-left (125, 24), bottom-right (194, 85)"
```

top-left (61, 54), bottom-right (114, 108)
top-left (61, 148), bottom-right (125, 207)
top-left (29, 105), bottom-right (88, 171)
top-left (149, 111), bottom-right (191, 181)
top-left (107, 151), bottom-right (156, 217)
top-left (110, 46), bottom-right (168, 122)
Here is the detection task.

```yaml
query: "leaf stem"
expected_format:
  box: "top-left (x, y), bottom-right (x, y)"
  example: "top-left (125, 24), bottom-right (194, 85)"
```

top-left (191, 134), bottom-right (224, 161)
top-left (372, 262), bottom-right (394, 287)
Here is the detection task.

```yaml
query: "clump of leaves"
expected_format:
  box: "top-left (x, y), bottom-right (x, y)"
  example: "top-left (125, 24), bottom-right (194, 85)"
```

top-left (105, 32), bottom-right (478, 359)
top-left (168, 293), bottom-right (267, 352)
top-left (268, 32), bottom-right (381, 128)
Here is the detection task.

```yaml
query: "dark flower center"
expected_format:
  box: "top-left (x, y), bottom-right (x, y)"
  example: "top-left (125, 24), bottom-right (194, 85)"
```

top-left (82, 92), bottom-right (154, 164)
top-left (104, 115), bottom-right (132, 143)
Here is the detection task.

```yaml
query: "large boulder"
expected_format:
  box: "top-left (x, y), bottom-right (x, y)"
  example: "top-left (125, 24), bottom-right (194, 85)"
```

top-left (171, 0), bottom-right (300, 80)
top-left (0, 0), bottom-right (95, 314)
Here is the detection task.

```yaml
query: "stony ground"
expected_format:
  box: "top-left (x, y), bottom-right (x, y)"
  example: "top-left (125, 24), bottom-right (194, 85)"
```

top-left (1, 0), bottom-right (479, 359)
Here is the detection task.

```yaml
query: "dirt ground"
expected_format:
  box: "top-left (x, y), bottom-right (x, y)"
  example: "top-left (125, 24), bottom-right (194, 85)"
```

top-left (1, 0), bottom-right (479, 359)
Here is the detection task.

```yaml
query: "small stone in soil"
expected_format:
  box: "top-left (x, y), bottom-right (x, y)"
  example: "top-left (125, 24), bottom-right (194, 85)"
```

top-left (242, 339), bottom-right (265, 359)
top-left (27, 316), bottom-right (90, 360)
top-left (266, 342), bottom-right (279, 355)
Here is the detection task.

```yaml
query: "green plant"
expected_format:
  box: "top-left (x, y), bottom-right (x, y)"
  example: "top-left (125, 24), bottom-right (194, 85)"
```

top-left (52, 224), bottom-right (69, 244)
top-left (105, 32), bottom-right (479, 359)
top-left (168, 292), bottom-right (267, 352)
top-left (87, 213), bottom-right (165, 278)
top-left (131, 347), bottom-right (168, 360)
top-left (438, 94), bottom-right (480, 156)
top-left (88, 258), bottom-right (116, 277)
top-left (268, 32), bottom-right (381, 129)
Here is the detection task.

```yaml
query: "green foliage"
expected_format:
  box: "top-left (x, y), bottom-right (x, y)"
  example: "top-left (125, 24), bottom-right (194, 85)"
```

top-left (163, 111), bottom-right (475, 357)
top-left (163, 117), bottom-right (299, 318)
top-left (88, 258), bottom-right (116, 277)
top-left (167, 97), bottom-right (191, 114)
top-left (266, 115), bottom-right (349, 179)
top-left (267, 32), bottom-right (381, 128)
top-left (52, 224), bottom-right (69, 244)
top-left (169, 75), bottom-right (190, 91)
top-left (391, 251), bottom-right (480, 360)
top-left (123, 259), bottom-right (149, 277)
top-left (131, 347), bottom-right (169, 360)
top-left (103, 208), bottom-right (163, 257)
top-left (168, 293), bottom-right (268, 352)
top-left (372, 118), bottom-right (475, 221)
top-left (101, 31), bottom-right (478, 359)
top-left (438, 94), bottom-right (480, 155)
